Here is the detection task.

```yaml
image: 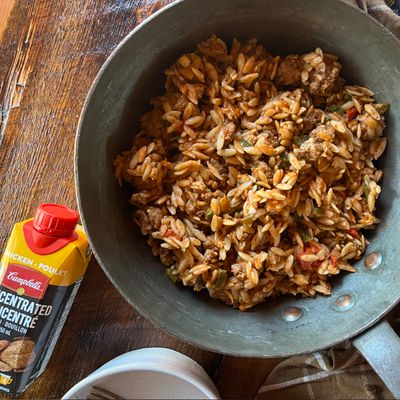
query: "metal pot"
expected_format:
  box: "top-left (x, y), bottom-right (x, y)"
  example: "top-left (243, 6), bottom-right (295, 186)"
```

top-left (75, 0), bottom-right (400, 396)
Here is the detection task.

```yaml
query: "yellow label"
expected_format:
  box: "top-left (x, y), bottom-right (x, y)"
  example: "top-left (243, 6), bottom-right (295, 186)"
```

top-left (0, 219), bottom-right (92, 288)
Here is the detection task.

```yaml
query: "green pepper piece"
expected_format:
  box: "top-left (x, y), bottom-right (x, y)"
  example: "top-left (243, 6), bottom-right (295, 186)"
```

top-left (294, 213), bottom-right (301, 223)
top-left (298, 228), bottom-right (312, 242)
top-left (293, 136), bottom-right (309, 147)
top-left (205, 209), bottom-right (213, 221)
top-left (160, 118), bottom-right (171, 127)
top-left (240, 137), bottom-right (253, 148)
top-left (281, 151), bottom-right (290, 168)
top-left (194, 277), bottom-right (203, 292)
top-left (311, 207), bottom-right (325, 217)
top-left (241, 215), bottom-right (254, 227)
top-left (215, 270), bottom-right (227, 290)
top-left (374, 103), bottom-right (390, 115)
top-left (327, 104), bottom-right (344, 115)
top-left (343, 93), bottom-right (352, 101)
top-left (166, 267), bottom-right (178, 282)
top-left (363, 182), bottom-right (370, 199)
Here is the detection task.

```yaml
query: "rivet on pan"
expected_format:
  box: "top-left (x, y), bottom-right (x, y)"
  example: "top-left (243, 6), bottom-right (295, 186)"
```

top-left (364, 252), bottom-right (383, 270)
top-left (283, 307), bottom-right (303, 322)
top-left (335, 294), bottom-right (354, 310)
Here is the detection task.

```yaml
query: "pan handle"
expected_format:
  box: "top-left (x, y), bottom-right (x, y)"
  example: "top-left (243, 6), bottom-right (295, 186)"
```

top-left (352, 319), bottom-right (400, 398)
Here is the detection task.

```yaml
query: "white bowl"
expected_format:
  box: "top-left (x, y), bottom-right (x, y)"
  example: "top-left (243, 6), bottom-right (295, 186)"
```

top-left (62, 347), bottom-right (220, 399)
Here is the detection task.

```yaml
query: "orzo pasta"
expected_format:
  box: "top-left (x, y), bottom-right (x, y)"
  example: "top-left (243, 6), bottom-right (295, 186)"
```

top-left (113, 35), bottom-right (389, 311)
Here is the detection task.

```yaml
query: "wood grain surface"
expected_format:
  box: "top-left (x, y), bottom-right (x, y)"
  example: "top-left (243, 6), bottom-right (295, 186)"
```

top-left (0, 0), bottom-right (15, 38)
top-left (0, 1), bottom-right (283, 398)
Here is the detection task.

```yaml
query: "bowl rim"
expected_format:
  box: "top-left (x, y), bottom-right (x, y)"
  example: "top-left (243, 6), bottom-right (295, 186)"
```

top-left (74, 0), bottom-right (400, 358)
top-left (62, 348), bottom-right (220, 399)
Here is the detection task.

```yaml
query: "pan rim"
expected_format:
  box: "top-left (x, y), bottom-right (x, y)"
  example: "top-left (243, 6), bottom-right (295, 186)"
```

top-left (74, 0), bottom-right (400, 357)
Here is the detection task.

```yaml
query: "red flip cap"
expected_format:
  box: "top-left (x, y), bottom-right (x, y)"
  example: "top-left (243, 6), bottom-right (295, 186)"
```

top-left (33, 204), bottom-right (79, 237)
top-left (23, 204), bottom-right (80, 255)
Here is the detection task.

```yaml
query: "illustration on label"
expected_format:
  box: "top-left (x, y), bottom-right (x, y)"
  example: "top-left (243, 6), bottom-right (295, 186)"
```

top-left (0, 373), bottom-right (12, 385)
top-left (0, 338), bottom-right (36, 373)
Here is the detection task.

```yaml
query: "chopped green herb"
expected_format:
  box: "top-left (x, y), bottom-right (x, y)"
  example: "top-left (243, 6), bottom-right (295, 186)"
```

top-left (166, 267), bottom-right (178, 282)
top-left (375, 103), bottom-right (390, 115)
top-left (205, 209), bottom-right (213, 221)
top-left (160, 118), bottom-right (171, 127)
top-left (294, 213), bottom-right (301, 223)
top-left (170, 134), bottom-right (181, 141)
top-left (327, 104), bottom-right (344, 115)
top-left (215, 269), bottom-right (227, 290)
top-left (293, 136), bottom-right (309, 147)
top-left (298, 228), bottom-right (312, 242)
top-left (363, 182), bottom-right (370, 199)
top-left (316, 121), bottom-right (325, 127)
top-left (344, 93), bottom-right (352, 101)
top-left (311, 207), bottom-right (325, 217)
top-left (281, 151), bottom-right (290, 168)
top-left (240, 216), bottom-right (254, 227)
top-left (240, 137), bottom-right (253, 148)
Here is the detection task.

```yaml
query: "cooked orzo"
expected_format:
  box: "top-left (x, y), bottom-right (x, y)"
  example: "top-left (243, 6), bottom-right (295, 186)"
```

top-left (113, 35), bottom-right (389, 311)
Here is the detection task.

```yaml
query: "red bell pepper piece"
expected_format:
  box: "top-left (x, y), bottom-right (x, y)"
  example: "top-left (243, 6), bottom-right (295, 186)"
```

top-left (346, 107), bottom-right (357, 120)
top-left (313, 260), bottom-right (323, 268)
top-left (296, 253), bottom-right (313, 270)
top-left (346, 229), bottom-right (360, 239)
top-left (296, 243), bottom-right (325, 270)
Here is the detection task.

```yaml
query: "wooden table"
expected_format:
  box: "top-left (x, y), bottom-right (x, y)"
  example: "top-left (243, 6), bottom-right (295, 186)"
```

top-left (0, 1), bottom-right (283, 398)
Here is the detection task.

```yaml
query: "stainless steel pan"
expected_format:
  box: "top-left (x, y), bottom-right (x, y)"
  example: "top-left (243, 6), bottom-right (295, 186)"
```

top-left (75, 0), bottom-right (400, 396)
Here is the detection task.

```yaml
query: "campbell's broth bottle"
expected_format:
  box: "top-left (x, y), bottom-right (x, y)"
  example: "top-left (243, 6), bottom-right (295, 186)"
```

top-left (0, 204), bottom-right (92, 395)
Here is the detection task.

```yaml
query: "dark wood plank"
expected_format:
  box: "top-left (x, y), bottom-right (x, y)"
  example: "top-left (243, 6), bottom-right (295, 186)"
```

top-left (214, 356), bottom-right (285, 399)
